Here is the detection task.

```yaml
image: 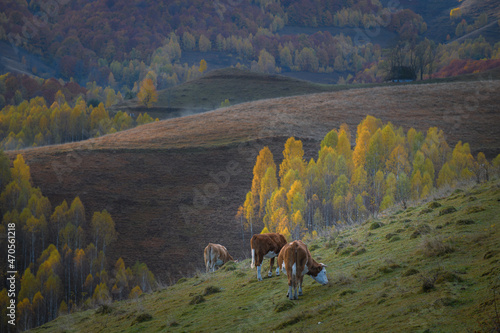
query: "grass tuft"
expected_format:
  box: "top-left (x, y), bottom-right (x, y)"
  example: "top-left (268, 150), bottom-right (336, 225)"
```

top-left (420, 273), bottom-right (438, 293)
top-left (340, 247), bottom-right (356, 255)
top-left (439, 206), bottom-right (457, 216)
top-left (176, 277), bottom-right (187, 284)
top-left (428, 201), bottom-right (442, 209)
top-left (402, 268), bottom-right (419, 277)
top-left (419, 237), bottom-right (455, 257)
top-left (333, 272), bottom-right (354, 285)
top-left (484, 251), bottom-right (498, 259)
top-left (95, 305), bottom-right (112, 315)
top-left (274, 300), bottom-right (296, 313)
top-left (351, 247), bottom-right (367, 256)
top-left (203, 286), bottom-right (222, 296)
top-left (389, 236), bottom-right (401, 242)
top-left (435, 271), bottom-right (463, 284)
top-left (131, 313), bottom-right (153, 325)
top-left (309, 244), bottom-right (320, 251)
top-left (433, 297), bottom-right (460, 308)
top-left (339, 289), bottom-right (357, 296)
top-left (275, 312), bottom-right (312, 329)
top-left (419, 208), bottom-right (433, 215)
top-left (410, 224), bottom-right (432, 239)
top-left (464, 206), bottom-right (485, 214)
top-left (221, 261), bottom-right (237, 271)
top-left (378, 264), bottom-right (401, 274)
top-left (456, 219), bottom-right (475, 225)
top-left (385, 233), bottom-right (396, 240)
top-left (189, 295), bottom-right (206, 305)
top-left (335, 239), bottom-right (358, 254)
top-left (370, 222), bottom-right (384, 230)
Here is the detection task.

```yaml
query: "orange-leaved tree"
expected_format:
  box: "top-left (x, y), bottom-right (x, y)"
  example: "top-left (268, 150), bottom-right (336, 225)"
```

top-left (137, 78), bottom-right (158, 108)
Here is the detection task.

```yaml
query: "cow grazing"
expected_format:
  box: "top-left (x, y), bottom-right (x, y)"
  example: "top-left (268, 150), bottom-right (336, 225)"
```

top-left (278, 240), bottom-right (328, 300)
top-left (250, 233), bottom-right (288, 281)
top-left (204, 243), bottom-right (234, 273)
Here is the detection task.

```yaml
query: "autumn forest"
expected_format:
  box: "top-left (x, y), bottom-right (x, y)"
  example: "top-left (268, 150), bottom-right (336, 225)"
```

top-left (0, 0), bottom-right (500, 331)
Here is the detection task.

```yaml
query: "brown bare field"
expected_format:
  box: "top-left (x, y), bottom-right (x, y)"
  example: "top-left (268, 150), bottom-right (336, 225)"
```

top-left (11, 79), bottom-right (500, 282)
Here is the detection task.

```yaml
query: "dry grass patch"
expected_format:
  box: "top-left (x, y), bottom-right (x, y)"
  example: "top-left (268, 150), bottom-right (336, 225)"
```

top-left (464, 206), bottom-right (486, 214)
top-left (333, 272), bottom-right (354, 285)
top-left (439, 206), bottom-right (457, 216)
top-left (410, 224), bottom-right (432, 239)
top-left (419, 236), bottom-right (455, 257)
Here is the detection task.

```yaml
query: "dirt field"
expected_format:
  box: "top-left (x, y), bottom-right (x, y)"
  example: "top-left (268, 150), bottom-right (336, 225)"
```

top-left (12, 79), bottom-right (500, 282)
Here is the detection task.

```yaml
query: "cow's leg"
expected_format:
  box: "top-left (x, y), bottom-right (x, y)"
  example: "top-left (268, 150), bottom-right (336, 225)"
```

top-left (268, 257), bottom-right (274, 277)
top-left (292, 280), bottom-right (298, 300)
top-left (255, 255), bottom-right (263, 281)
top-left (292, 262), bottom-right (298, 300)
top-left (287, 285), bottom-right (293, 300)
top-left (276, 265), bottom-right (280, 276)
top-left (293, 276), bottom-right (298, 300)
top-left (298, 274), bottom-right (304, 296)
top-left (287, 272), bottom-right (293, 300)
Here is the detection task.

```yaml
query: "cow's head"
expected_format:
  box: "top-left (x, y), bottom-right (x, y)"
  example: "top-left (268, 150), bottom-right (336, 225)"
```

top-left (310, 263), bottom-right (328, 285)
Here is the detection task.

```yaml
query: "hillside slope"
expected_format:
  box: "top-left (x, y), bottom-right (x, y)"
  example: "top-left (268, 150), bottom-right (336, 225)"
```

top-left (112, 68), bottom-right (336, 118)
top-left (30, 179), bottom-right (500, 332)
top-left (12, 79), bottom-right (500, 284)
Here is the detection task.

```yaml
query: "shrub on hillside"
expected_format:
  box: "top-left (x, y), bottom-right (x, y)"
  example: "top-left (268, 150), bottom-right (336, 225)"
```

top-left (439, 207), bottom-right (457, 216)
top-left (131, 313), bottom-right (153, 325)
top-left (419, 236), bottom-right (455, 257)
top-left (428, 201), bottom-right (442, 209)
top-left (410, 224), bottom-right (432, 239)
top-left (464, 206), bottom-right (485, 214)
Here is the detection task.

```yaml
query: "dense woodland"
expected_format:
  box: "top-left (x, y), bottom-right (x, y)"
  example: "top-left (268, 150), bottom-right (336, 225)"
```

top-left (0, 153), bottom-right (157, 331)
top-left (2, 0), bottom-right (499, 91)
top-left (0, 73), bottom-right (157, 150)
top-left (239, 116), bottom-right (500, 241)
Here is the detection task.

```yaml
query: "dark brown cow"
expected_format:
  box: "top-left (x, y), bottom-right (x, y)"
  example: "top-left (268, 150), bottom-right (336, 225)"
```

top-left (250, 233), bottom-right (287, 281)
top-left (204, 243), bottom-right (234, 273)
top-left (277, 240), bottom-right (328, 300)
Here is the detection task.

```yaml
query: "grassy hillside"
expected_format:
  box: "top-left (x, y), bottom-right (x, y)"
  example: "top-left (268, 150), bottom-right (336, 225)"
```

top-left (12, 79), bottom-right (500, 286)
top-left (30, 179), bottom-right (500, 332)
top-left (112, 68), bottom-right (339, 118)
top-left (112, 67), bottom-right (500, 120)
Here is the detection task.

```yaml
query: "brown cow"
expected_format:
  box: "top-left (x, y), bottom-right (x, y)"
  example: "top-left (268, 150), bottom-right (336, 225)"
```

top-left (250, 233), bottom-right (287, 281)
top-left (278, 240), bottom-right (328, 300)
top-left (204, 243), bottom-right (234, 273)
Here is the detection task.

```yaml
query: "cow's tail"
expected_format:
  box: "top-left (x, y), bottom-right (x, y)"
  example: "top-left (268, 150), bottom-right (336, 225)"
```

top-left (251, 248), bottom-right (255, 269)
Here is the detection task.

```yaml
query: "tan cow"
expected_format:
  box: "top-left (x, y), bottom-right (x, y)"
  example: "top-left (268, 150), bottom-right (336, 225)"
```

top-left (278, 240), bottom-right (328, 300)
top-left (204, 243), bottom-right (234, 273)
top-left (250, 233), bottom-right (288, 281)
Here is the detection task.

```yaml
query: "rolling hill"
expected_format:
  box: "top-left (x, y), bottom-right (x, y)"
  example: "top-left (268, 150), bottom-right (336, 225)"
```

top-left (10, 76), bottom-right (500, 286)
top-left (112, 68), bottom-right (338, 119)
top-left (112, 66), bottom-right (500, 120)
top-left (29, 178), bottom-right (500, 332)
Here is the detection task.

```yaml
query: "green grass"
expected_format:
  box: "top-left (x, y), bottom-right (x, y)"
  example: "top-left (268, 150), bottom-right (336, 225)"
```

top-left (30, 179), bottom-right (500, 332)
